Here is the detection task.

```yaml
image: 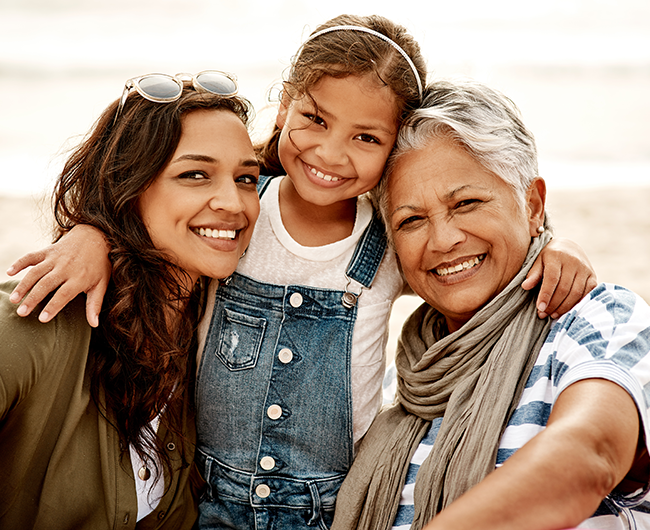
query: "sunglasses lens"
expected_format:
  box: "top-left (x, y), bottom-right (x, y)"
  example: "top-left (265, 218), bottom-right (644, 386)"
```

top-left (138, 75), bottom-right (182, 101)
top-left (196, 72), bottom-right (237, 96)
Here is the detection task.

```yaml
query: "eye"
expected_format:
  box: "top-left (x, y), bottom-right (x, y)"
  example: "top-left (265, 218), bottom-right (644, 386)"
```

top-left (304, 113), bottom-right (326, 127)
top-left (395, 215), bottom-right (425, 231)
top-left (236, 174), bottom-right (259, 186)
top-left (179, 171), bottom-right (207, 180)
top-left (454, 198), bottom-right (481, 210)
top-left (355, 133), bottom-right (381, 144)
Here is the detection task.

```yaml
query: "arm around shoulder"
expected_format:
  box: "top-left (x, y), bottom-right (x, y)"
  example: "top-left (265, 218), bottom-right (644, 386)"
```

top-left (7, 224), bottom-right (111, 327)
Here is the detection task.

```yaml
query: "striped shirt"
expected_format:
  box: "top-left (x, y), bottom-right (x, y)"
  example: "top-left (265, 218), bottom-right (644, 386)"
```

top-left (389, 283), bottom-right (650, 529)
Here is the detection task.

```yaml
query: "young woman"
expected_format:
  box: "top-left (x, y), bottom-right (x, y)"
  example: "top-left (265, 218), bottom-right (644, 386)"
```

top-left (0, 72), bottom-right (259, 529)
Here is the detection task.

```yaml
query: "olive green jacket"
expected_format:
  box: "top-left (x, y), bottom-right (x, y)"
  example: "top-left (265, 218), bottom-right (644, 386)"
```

top-left (0, 281), bottom-right (199, 529)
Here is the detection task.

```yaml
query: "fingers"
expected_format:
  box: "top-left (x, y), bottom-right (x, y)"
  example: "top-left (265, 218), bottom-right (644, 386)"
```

top-left (531, 236), bottom-right (598, 319)
top-left (8, 224), bottom-right (112, 325)
top-left (534, 263), bottom-right (562, 319)
top-left (35, 279), bottom-right (94, 323)
top-left (6, 249), bottom-right (48, 278)
top-left (546, 268), bottom-right (598, 319)
top-left (538, 271), bottom-right (574, 319)
top-left (521, 260), bottom-right (544, 292)
top-left (85, 280), bottom-right (109, 328)
top-left (537, 266), bottom-right (598, 319)
top-left (9, 257), bottom-right (60, 313)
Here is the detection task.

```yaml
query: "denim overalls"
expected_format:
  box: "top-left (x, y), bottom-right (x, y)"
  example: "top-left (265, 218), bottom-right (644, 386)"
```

top-left (195, 177), bottom-right (387, 529)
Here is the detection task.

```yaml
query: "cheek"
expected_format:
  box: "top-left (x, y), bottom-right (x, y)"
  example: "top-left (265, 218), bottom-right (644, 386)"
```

top-left (280, 125), bottom-right (306, 150)
top-left (394, 235), bottom-right (424, 272)
top-left (368, 150), bottom-right (391, 175)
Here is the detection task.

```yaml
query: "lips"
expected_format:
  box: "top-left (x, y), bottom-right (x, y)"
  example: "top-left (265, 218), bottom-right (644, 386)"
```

top-left (309, 165), bottom-right (341, 182)
top-left (192, 227), bottom-right (237, 240)
top-left (433, 254), bottom-right (486, 277)
top-left (303, 162), bottom-right (348, 185)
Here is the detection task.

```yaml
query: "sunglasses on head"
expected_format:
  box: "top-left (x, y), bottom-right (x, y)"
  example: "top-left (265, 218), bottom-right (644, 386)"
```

top-left (114, 70), bottom-right (238, 123)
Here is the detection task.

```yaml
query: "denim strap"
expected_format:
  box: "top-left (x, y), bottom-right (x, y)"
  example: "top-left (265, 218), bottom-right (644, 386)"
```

top-left (345, 214), bottom-right (387, 289)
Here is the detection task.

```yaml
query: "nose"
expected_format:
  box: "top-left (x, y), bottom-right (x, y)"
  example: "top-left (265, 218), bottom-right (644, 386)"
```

top-left (208, 178), bottom-right (245, 214)
top-left (426, 216), bottom-right (466, 254)
top-left (314, 131), bottom-right (349, 167)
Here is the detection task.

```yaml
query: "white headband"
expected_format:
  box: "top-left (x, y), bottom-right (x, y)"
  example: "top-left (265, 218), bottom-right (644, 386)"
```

top-left (299, 24), bottom-right (423, 99)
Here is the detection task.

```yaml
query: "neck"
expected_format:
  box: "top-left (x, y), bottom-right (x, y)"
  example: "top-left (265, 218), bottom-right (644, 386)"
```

top-left (278, 176), bottom-right (357, 246)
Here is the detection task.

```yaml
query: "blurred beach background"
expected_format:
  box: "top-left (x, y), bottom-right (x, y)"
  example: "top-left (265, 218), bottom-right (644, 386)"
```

top-left (1, 0), bottom-right (649, 353)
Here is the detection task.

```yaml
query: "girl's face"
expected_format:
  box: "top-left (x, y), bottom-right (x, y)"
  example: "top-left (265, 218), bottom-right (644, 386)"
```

top-left (139, 109), bottom-right (260, 288)
top-left (276, 74), bottom-right (399, 208)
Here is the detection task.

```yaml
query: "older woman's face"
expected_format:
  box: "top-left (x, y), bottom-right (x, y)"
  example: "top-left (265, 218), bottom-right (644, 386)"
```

top-left (388, 136), bottom-right (542, 332)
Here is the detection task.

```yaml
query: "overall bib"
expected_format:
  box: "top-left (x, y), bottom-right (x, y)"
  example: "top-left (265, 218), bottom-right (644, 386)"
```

top-left (195, 177), bottom-right (387, 529)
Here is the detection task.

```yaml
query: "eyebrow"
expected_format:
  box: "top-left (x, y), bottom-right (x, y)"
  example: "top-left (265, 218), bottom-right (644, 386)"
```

top-left (390, 184), bottom-right (484, 217)
top-left (172, 154), bottom-right (259, 168)
top-left (316, 104), bottom-right (396, 136)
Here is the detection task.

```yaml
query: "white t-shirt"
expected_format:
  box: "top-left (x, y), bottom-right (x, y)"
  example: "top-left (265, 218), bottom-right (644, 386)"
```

top-left (198, 176), bottom-right (404, 445)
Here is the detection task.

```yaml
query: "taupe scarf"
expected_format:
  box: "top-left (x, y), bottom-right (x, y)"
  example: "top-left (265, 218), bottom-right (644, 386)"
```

top-left (332, 231), bottom-right (553, 530)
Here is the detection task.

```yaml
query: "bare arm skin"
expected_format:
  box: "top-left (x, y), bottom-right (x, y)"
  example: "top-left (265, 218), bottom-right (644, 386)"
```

top-left (423, 378), bottom-right (643, 530)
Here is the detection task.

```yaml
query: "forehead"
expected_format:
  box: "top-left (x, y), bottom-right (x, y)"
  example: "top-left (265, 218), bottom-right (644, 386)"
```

top-left (388, 137), bottom-right (504, 205)
top-left (302, 74), bottom-right (400, 125)
top-left (177, 109), bottom-right (253, 154)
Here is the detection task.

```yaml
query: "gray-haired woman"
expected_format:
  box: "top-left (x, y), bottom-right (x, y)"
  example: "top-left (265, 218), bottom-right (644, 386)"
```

top-left (333, 79), bottom-right (650, 530)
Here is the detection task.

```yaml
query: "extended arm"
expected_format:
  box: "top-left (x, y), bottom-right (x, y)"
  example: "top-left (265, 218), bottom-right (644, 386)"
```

top-left (423, 378), bottom-right (643, 530)
top-left (7, 225), bottom-right (111, 327)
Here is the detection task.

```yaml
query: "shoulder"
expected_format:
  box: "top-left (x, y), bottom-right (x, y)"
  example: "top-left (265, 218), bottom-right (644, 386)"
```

top-left (550, 283), bottom-right (650, 340)
top-left (0, 281), bottom-right (92, 404)
top-left (541, 282), bottom-right (650, 392)
top-left (0, 280), bottom-right (90, 345)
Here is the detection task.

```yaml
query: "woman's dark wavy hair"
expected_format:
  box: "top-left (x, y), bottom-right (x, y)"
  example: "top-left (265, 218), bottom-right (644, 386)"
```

top-left (256, 13), bottom-right (427, 176)
top-left (52, 84), bottom-right (253, 484)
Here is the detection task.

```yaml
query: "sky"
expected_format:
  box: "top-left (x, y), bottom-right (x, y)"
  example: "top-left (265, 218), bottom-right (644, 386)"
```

top-left (0, 0), bottom-right (649, 195)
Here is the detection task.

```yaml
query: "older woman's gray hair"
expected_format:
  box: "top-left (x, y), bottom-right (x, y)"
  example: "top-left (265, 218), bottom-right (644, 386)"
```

top-left (375, 78), bottom-right (539, 225)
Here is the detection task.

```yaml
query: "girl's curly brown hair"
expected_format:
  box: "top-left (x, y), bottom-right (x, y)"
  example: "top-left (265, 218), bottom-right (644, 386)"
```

top-left (256, 13), bottom-right (427, 176)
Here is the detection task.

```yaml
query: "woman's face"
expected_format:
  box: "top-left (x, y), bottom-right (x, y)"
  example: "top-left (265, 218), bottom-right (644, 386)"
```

top-left (387, 136), bottom-right (544, 332)
top-left (139, 109), bottom-right (260, 287)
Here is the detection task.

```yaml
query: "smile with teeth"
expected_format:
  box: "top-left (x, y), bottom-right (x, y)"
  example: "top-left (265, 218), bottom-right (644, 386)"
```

top-left (193, 227), bottom-right (236, 240)
top-left (309, 165), bottom-right (341, 182)
top-left (434, 255), bottom-right (485, 277)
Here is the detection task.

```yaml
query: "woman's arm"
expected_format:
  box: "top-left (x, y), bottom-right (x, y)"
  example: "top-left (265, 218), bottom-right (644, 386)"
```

top-left (522, 237), bottom-right (597, 319)
top-left (7, 225), bottom-right (111, 327)
top-left (423, 378), bottom-right (642, 530)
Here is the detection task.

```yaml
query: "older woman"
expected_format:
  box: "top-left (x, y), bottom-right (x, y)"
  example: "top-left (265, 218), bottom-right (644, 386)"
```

top-left (333, 79), bottom-right (650, 530)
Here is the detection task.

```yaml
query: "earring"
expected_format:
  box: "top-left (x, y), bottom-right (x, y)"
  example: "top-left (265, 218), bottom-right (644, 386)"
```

top-left (537, 226), bottom-right (545, 234)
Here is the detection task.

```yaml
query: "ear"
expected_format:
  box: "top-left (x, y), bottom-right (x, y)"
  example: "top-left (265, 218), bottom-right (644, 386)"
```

top-left (275, 85), bottom-right (291, 130)
top-left (526, 177), bottom-right (546, 237)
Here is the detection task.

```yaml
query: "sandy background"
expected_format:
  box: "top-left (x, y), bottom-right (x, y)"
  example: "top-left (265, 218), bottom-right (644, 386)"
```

top-left (1, 0), bottom-right (649, 355)
top-left (3, 184), bottom-right (649, 358)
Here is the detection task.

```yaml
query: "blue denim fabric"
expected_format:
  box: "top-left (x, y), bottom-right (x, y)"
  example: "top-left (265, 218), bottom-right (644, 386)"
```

top-left (195, 207), bottom-right (387, 530)
top-left (196, 449), bottom-right (342, 529)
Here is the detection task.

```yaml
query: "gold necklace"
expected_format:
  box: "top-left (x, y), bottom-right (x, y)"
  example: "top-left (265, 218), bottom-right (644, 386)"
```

top-left (138, 465), bottom-right (151, 481)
